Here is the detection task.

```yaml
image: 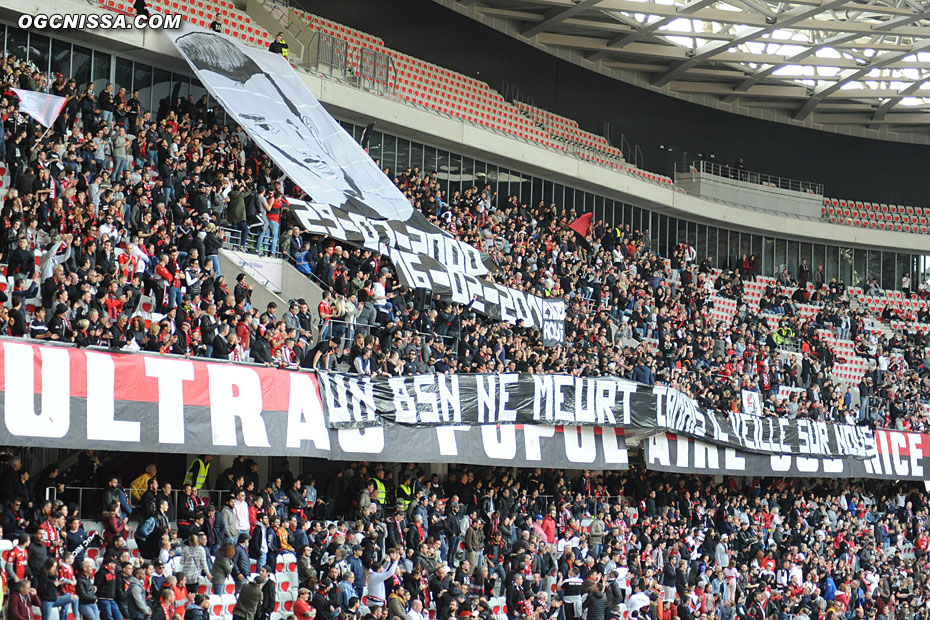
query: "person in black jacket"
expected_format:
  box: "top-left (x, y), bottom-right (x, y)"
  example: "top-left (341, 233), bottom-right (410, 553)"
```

top-left (443, 502), bottom-right (462, 564)
top-left (27, 529), bottom-right (49, 578)
top-left (115, 561), bottom-right (134, 620)
top-left (251, 331), bottom-right (273, 365)
top-left (76, 560), bottom-right (98, 620)
top-left (8, 237), bottom-right (34, 276)
top-left (232, 534), bottom-right (251, 594)
top-left (505, 574), bottom-right (529, 620)
top-left (604, 571), bottom-right (623, 610)
top-left (583, 584), bottom-right (608, 620)
top-left (254, 566), bottom-right (276, 620)
top-left (2, 498), bottom-right (29, 538)
top-left (211, 325), bottom-right (232, 360)
top-left (36, 558), bottom-right (78, 620)
top-left (234, 274), bottom-right (253, 307)
top-left (185, 594), bottom-right (210, 620)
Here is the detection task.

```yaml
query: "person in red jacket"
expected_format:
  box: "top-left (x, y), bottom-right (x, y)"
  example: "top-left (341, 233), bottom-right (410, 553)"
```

top-left (293, 588), bottom-right (314, 620)
top-left (541, 511), bottom-right (557, 545)
top-left (9, 578), bottom-right (41, 620)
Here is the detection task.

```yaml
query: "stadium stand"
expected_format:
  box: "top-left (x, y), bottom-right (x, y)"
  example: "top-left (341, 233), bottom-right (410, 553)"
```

top-left (822, 197), bottom-right (930, 234)
top-left (86, 0), bottom-right (679, 184)
top-left (1, 4), bottom-right (930, 620)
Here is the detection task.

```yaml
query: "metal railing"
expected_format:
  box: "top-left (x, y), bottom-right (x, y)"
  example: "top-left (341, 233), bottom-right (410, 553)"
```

top-left (220, 226), bottom-right (281, 258)
top-left (311, 32), bottom-right (396, 96)
top-left (619, 134), bottom-right (643, 170)
top-left (45, 485), bottom-right (238, 518)
top-left (324, 318), bottom-right (459, 344)
top-left (315, 32), bottom-right (349, 79)
top-left (357, 47), bottom-right (395, 95)
top-left (675, 160), bottom-right (824, 196)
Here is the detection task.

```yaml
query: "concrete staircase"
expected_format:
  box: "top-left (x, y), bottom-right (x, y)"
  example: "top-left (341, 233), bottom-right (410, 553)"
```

top-left (245, 0), bottom-right (315, 67)
top-left (218, 249), bottom-right (325, 337)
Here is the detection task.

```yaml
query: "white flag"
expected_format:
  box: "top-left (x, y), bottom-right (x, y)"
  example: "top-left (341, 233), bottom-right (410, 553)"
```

top-left (11, 88), bottom-right (67, 128)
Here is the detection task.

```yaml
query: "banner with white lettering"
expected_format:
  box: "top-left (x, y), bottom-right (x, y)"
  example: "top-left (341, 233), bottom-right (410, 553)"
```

top-left (288, 199), bottom-right (492, 278)
top-left (289, 199), bottom-right (566, 344)
top-left (0, 341), bottom-right (624, 467)
top-left (0, 340), bottom-right (885, 469)
top-left (646, 431), bottom-right (929, 480)
top-left (318, 372), bottom-right (877, 460)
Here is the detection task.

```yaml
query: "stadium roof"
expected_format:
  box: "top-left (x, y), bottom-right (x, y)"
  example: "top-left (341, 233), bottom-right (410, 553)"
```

top-left (441, 0), bottom-right (930, 136)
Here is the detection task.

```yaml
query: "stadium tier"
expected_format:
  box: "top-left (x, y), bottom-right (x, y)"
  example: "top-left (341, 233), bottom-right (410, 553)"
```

top-left (0, 4), bottom-right (928, 620)
top-left (86, 0), bottom-right (659, 179)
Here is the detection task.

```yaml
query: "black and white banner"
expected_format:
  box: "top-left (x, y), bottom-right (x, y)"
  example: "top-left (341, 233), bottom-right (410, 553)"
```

top-left (290, 199), bottom-right (566, 343)
top-left (318, 372), bottom-right (877, 460)
top-left (3, 341), bottom-right (924, 476)
top-left (290, 199), bottom-right (493, 277)
top-left (165, 25), bottom-right (567, 343)
top-left (167, 25), bottom-right (414, 222)
top-left (646, 431), bottom-right (929, 480)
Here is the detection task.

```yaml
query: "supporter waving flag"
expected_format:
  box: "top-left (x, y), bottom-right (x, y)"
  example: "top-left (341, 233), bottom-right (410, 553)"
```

top-left (11, 89), bottom-right (68, 128)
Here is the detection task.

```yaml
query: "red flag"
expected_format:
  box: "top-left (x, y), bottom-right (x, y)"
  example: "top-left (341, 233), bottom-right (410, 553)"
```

top-left (569, 212), bottom-right (593, 237)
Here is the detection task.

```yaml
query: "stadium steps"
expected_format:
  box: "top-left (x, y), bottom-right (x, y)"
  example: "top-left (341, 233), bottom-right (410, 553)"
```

top-left (217, 249), bottom-right (324, 339)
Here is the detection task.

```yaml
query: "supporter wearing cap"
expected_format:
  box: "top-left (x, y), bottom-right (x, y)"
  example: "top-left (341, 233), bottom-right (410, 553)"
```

top-left (294, 588), bottom-right (313, 620)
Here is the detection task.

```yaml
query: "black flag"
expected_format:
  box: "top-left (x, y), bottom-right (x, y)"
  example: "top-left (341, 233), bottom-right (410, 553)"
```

top-left (360, 122), bottom-right (375, 152)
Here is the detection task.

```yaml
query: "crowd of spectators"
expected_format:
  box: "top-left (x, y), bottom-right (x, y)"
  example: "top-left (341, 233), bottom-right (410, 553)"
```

top-left (2, 454), bottom-right (930, 620)
top-left (0, 21), bottom-right (929, 620)
top-left (0, 49), bottom-right (928, 432)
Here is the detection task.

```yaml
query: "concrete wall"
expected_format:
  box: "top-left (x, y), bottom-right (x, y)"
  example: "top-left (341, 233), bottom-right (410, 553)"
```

top-left (676, 172), bottom-right (823, 219)
top-left (217, 250), bottom-right (288, 314)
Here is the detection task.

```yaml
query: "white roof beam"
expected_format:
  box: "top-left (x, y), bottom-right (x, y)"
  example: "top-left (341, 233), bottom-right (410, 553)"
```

top-left (521, 0), bottom-right (604, 38)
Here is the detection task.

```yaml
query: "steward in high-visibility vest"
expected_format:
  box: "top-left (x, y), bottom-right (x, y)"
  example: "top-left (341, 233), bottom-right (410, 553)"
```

top-left (395, 478), bottom-right (413, 511)
top-left (183, 455), bottom-right (213, 490)
top-left (269, 32), bottom-right (289, 58)
top-left (372, 477), bottom-right (386, 504)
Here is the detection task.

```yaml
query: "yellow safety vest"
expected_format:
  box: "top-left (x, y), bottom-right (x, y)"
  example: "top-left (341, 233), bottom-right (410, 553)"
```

top-left (396, 484), bottom-right (412, 511)
top-left (373, 478), bottom-right (385, 503)
top-left (183, 458), bottom-right (210, 490)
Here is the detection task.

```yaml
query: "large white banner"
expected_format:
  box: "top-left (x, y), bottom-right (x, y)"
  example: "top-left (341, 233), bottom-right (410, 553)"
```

top-left (166, 24), bottom-right (414, 222)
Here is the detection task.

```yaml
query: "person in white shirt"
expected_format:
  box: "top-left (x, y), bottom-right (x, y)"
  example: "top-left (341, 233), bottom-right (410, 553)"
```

top-left (406, 599), bottom-right (427, 620)
top-left (366, 549), bottom-right (400, 604)
top-left (627, 583), bottom-right (650, 613)
top-left (233, 491), bottom-right (250, 534)
top-left (556, 531), bottom-right (579, 557)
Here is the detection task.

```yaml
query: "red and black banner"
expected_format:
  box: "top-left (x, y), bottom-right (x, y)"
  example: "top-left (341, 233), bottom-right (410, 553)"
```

top-left (1, 340), bottom-right (924, 479)
top-left (0, 340), bottom-right (626, 468)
